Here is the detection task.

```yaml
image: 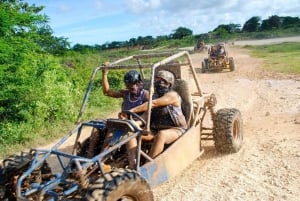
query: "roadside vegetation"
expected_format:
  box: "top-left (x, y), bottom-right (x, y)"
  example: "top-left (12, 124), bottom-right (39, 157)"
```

top-left (0, 0), bottom-right (299, 159)
top-left (245, 42), bottom-right (300, 74)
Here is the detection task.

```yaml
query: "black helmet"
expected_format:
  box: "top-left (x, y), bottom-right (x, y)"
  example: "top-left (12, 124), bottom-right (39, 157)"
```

top-left (124, 70), bottom-right (142, 85)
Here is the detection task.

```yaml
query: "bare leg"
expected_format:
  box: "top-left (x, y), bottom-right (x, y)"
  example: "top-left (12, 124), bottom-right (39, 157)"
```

top-left (101, 131), bottom-right (113, 151)
top-left (149, 128), bottom-right (181, 158)
top-left (86, 128), bottom-right (100, 158)
top-left (126, 138), bottom-right (137, 169)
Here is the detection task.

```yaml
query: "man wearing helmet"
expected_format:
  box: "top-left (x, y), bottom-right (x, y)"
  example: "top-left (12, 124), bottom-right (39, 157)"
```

top-left (86, 65), bottom-right (149, 159)
top-left (102, 68), bottom-right (148, 111)
top-left (126, 70), bottom-right (187, 163)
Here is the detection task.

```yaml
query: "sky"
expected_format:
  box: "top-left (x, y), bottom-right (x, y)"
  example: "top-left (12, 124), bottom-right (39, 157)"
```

top-left (26, 0), bottom-right (300, 46)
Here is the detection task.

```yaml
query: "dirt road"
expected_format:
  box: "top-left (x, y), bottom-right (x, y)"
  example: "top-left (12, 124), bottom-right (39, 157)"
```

top-left (153, 45), bottom-right (300, 200)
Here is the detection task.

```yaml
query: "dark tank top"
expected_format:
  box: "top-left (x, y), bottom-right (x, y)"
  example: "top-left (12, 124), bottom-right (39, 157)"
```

top-left (150, 93), bottom-right (187, 131)
top-left (122, 89), bottom-right (146, 111)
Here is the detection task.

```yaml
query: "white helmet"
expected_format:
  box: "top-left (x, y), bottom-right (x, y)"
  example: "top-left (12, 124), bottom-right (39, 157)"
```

top-left (155, 70), bottom-right (174, 86)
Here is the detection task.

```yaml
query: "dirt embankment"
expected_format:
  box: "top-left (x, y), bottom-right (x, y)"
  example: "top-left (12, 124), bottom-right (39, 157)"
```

top-left (153, 42), bottom-right (300, 201)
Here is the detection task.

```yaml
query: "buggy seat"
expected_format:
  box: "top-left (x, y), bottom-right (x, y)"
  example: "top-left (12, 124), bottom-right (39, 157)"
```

top-left (172, 79), bottom-right (193, 128)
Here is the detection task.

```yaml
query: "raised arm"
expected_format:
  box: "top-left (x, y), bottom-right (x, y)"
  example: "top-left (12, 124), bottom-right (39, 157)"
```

top-left (102, 67), bottom-right (123, 98)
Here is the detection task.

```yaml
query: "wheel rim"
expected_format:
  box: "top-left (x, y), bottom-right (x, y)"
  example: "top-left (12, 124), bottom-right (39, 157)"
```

top-left (233, 119), bottom-right (240, 142)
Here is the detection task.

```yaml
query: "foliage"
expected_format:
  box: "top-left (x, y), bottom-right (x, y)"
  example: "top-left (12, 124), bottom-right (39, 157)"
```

top-left (261, 15), bottom-right (281, 30)
top-left (213, 24), bottom-right (241, 33)
top-left (0, 0), bottom-right (75, 157)
top-left (261, 15), bottom-right (300, 31)
top-left (242, 16), bottom-right (261, 32)
top-left (170, 27), bottom-right (193, 39)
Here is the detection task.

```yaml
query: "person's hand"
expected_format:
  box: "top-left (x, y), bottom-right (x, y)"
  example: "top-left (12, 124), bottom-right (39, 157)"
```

top-left (142, 132), bottom-right (154, 141)
top-left (102, 62), bottom-right (110, 75)
top-left (118, 112), bottom-right (128, 119)
top-left (102, 67), bottom-right (108, 76)
top-left (103, 61), bottom-right (110, 67)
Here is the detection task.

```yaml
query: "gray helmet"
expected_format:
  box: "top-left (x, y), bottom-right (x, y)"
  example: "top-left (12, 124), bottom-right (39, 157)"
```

top-left (155, 70), bottom-right (174, 86)
top-left (124, 70), bottom-right (142, 85)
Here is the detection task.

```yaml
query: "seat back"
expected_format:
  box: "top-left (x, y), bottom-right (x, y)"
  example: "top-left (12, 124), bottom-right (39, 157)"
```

top-left (172, 79), bottom-right (193, 127)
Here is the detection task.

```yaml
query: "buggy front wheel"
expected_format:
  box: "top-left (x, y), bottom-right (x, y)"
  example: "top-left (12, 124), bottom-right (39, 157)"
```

top-left (213, 108), bottom-right (243, 153)
top-left (85, 169), bottom-right (154, 201)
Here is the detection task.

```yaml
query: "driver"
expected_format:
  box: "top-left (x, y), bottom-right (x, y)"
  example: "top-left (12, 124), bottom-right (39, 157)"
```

top-left (125, 70), bottom-right (187, 167)
top-left (86, 64), bottom-right (149, 158)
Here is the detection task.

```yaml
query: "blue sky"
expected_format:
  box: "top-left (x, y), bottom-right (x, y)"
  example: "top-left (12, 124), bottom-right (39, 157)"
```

top-left (26, 0), bottom-right (300, 46)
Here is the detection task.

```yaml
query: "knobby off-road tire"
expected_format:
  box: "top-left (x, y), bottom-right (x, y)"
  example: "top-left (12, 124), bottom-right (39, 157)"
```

top-left (229, 57), bottom-right (235, 71)
top-left (0, 152), bottom-right (34, 200)
top-left (201, 61), bottom-right (206, 73)
top-left (85, 169), bottom-right (154, 201)
top-left (202, 59), bottom-right (209, 73)
top-left (213, 108), bottom-right (243, 153)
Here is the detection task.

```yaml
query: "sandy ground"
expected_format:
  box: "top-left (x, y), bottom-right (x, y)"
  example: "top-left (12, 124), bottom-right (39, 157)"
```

top-left (152, 39), bottom-right (300, 201)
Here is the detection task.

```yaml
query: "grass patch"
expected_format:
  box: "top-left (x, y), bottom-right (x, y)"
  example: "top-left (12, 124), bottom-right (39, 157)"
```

top-left (244, 42), bottom-right (300, 74)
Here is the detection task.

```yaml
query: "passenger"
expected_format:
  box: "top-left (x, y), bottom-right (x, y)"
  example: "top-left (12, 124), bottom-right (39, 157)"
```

top-left (210, 46), bottom-right (218, 57)
top-left (86, 64), bottom-right (149, 158)
top-left (125, 70), bottom-right (187, 166)
top-left (218, 45), bottom-right (225, 55)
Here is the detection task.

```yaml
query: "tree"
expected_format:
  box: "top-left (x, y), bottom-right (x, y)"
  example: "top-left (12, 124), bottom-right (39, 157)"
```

top-left (0, 0), bottom-right (71, 122)
top-left (261, 15), bottom-right (281, 31)
top-left (35, 25), bottom-right (70, 55)
top-left (171, 27), bottom-right (193, 39)
top-left (72, 43), bottom-right (93, 53)
top-left (107, 41), bottom-right (124, 49)
top-left (213, 24), bottom-right (241, 33)
top-left (242, 16), bottom-right (261, 32)
top-left (281, 16), bottom-right (300, 29)
top-left (127, 38), bottom-right (137, 47)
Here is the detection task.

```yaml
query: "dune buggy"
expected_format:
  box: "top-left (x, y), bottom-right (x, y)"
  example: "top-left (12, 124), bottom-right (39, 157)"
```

top-left (0, 51), bottom-right (243, 201)
top-left (194, 40), bottom-right (207, 53)
top-left (202, 43), bottom-right (235, 73)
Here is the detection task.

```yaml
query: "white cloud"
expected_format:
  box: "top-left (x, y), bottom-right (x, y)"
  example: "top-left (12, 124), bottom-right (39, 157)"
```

top-left (26, 0), bottom-right (300, 45)
top-left (124, 0), bottom-right (161, 13)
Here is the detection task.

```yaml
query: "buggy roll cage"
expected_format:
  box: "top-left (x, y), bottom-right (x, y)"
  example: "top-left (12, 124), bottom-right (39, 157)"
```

top-left (74, 51), bottom-right (210, 171)
top-left (76, 51), bottom-right (203, 131)
top-left (13, 51), bottom-right (217, 200)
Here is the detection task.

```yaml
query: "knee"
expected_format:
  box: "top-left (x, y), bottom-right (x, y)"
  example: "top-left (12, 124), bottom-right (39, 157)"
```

top-left (155, 130), bottom-right (167, 142)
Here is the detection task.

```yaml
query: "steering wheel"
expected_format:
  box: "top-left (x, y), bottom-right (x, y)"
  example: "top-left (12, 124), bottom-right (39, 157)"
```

top-left (121, 110), bottom-right (146, 128)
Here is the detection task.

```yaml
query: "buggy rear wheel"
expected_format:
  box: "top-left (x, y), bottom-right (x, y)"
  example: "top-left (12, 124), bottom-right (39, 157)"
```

top-left (85, 169), bottom-right (154, 201)
top-left (229, 57), bottom-right (235, 71)
top-left (213, 108), bottom-right (243, 153)
top-left (0, 152), bottom-right (43, 201)
top-left (201, 61), bottom-right (206, 73)
top-left (202, 59), bottom-right (209, 73)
